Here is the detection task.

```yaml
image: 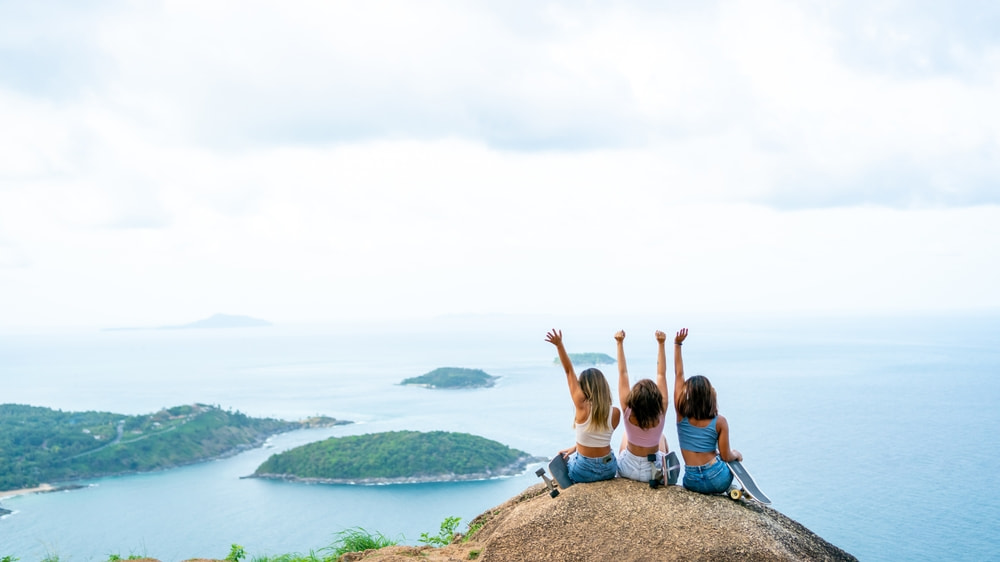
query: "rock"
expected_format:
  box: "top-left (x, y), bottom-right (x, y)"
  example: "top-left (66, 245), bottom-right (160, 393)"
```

top-left (351, 478), bottom-right (856, 561)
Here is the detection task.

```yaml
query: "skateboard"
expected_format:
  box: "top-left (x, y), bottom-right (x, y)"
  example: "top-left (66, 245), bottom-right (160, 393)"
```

top-left (548, 453), bottom-right (573, 490)
top-left (725, 460), bottom-right (771, 504)
top-left (535, 467), bottom-right (559, 497)
top-left (646, 451), bottom-right (681, 488)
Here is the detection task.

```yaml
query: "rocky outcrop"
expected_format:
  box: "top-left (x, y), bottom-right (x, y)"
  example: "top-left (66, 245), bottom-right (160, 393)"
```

top-left (350, 478), bottom-right (856, 561)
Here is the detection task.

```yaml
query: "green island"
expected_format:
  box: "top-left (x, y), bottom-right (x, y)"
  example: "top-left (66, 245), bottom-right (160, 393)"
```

top-left (555, 352), bottom-right (615, 366)
top-left (0, 403), bottom-right (351, 492)
top-left (400, 367), bottom-right (498, 389)
top-left (252, 430), bottom-right (542, 484)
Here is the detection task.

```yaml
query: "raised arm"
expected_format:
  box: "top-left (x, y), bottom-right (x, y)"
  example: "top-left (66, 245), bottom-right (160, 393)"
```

top-left (672, 328), bottom-right (688, 416)
top-left (655, 330), bottom-right (669, 411)
top-left (615, 330), bottom-right (629, 411)
top-left (545, 329), bottom-right (587, 411)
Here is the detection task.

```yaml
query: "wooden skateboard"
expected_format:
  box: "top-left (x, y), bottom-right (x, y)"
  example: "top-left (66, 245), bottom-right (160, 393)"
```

top-left (725, 460), bottom-right (771, 504)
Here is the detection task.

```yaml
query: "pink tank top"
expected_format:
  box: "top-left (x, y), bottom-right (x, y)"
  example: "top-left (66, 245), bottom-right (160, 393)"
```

top-left (623, 406), bottom-right (665, 448)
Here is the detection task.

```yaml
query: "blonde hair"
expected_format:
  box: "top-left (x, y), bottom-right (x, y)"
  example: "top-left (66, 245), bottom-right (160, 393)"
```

top-left (578, 368), bottom-right (613, 431)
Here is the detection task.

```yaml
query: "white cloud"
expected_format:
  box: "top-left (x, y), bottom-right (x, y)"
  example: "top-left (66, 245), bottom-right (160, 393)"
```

top-left (1, 1), bottom-right (999, 327)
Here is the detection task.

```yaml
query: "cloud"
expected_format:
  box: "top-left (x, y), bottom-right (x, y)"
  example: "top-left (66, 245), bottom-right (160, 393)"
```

top-left (2, 1), bottom-right (1000, 327)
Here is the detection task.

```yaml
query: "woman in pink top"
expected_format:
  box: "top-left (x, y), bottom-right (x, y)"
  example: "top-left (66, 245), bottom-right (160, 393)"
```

top-left (615, 329), bottom-right (680, 485)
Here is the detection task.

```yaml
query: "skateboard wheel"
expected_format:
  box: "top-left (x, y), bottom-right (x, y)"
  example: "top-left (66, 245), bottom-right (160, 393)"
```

top-left (729, 488), bottom-right (743, 500)
top-left (550, 489), bottom-right (559, 498)
top-left (535, 468), bottom-right (545, 476)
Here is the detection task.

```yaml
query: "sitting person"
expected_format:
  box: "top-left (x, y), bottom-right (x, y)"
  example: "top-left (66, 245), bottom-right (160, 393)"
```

top-left (673, 328), bottom-right (742, 494)
top-left (614, 329), bottom-right (679, 485)
top-left (546, 328), bottom-right (621, 483)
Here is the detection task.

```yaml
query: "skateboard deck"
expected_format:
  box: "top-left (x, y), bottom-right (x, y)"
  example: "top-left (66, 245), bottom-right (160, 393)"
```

top-left (726, 460), bottom-right (771, 504)
top-left (664, 451), bottom-right (680, 486)
top-left (548, 454), bottom-right (573, 490)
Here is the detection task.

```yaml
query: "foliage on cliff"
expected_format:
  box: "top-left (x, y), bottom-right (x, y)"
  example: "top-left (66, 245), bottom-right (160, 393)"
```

top-left (0, 403), bottom-right (306, 491)
top-left (254, 430), bottom-right (530, 481)
top-left (400, 367), bottom-right (498, 389)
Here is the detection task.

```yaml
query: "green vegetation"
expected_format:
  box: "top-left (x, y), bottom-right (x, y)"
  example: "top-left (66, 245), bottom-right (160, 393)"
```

top-left (554, 352), bottom-right (615, 366)
top-left (419, 515), bottom-right (462, 546)
top-left (254, 430), bottom-right (535, 483)
top-left (329, 527), bottom-right (399, 558)
top-left (2, 517), bottom-right (484, 562)
top-left (400, 367), bottom-right (498, 389)
top-left (0, 403), bottom-right (349, 491)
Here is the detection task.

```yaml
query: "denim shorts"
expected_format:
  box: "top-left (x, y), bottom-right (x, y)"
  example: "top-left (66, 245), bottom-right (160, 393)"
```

top-left (567, 452), bottom-right (618, 483)
top-left (617, 449), bottom-right (662, 482)
top-left (682, 456), bottom-right (733, 494)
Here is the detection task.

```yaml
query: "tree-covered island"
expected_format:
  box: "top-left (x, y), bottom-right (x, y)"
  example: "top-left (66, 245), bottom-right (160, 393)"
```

top-left (252, 430), bottom-right (543, 484)
top-left (554, 352), bottom-right (615, 366)
top-left (400, 367), bottom-right (498, 389)
top-left (0, 403), bottom-right (351, 492)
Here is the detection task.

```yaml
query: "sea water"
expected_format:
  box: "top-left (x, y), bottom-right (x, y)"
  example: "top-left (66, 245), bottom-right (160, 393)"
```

top-left (1, 313), bottom-right (998, 561)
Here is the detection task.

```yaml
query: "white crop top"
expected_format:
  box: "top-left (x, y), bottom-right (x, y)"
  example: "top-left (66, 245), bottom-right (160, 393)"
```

top-left (574, 407), bottom-right (614, 448)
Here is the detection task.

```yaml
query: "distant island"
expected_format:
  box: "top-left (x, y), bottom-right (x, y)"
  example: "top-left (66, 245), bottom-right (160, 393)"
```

top-left (555, 352), bottom-right (615, 366)
top-left (159, 313), bottom-right (272, 329)
top-left (0, 403), bottom-right (350, 492)
top-left (400, 367), bottom-right (498, 389)
top-left (251, 430), bottom-right (543, 484)
top-left (104, 313), bottom-right (272, 331)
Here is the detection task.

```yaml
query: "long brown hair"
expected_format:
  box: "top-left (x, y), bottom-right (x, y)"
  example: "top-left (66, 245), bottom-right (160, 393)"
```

top-left (677, 375), bottom-right (718, 420)
top-left (626, 379), bottom-right (664, 429)
top-left (578, 368), bottom-right (613, 431)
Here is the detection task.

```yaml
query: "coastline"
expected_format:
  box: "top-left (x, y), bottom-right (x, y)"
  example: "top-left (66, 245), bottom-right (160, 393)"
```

top-left (250, 455), bottom-right (547, 486)
top-left (0, 483), bottom-right (56, 500)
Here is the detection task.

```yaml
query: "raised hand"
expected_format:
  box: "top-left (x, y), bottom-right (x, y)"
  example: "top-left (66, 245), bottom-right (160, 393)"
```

top-left (675, 328), bottom-right (688, 345)
top-left (614, 330), bottom-right (625, 343)
top-left (655, 330), bottom-right (666, 343)
top-left (545, 329), bottom-right (563, 347)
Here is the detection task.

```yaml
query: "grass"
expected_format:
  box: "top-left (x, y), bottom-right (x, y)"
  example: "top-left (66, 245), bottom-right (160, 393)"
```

top-left (5, 517), bottom-right (476, 562)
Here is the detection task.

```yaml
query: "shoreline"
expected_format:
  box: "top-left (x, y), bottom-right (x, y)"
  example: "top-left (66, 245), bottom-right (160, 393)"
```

top-left (0, 483), bottom-right (56, 500)
top-left (249, 455), bottom-right (547, 486)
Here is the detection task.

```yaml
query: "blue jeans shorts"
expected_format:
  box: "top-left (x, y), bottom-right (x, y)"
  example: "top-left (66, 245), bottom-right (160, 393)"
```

top-left (682, 456), bottom-right (733, 494)
top-left (567, 452), bottom-right (618, 483)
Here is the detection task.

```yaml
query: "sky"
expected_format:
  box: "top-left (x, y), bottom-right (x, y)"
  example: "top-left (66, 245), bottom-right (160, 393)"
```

top-left (1, 1), bottom-right (999, 329)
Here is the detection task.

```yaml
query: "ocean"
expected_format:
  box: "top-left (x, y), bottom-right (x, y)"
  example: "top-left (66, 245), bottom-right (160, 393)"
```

top-left (1, 313), bottom-right (997, 561)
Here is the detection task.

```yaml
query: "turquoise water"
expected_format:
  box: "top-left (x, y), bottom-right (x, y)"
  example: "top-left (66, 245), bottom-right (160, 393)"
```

top-left (1, 314), bottom-right (998, 561)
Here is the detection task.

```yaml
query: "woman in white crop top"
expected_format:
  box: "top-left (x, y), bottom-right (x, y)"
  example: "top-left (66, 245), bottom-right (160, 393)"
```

top-left (615, 329), bottom-right (681, 486)
top-left (546, 329), bottom-right (621, 483)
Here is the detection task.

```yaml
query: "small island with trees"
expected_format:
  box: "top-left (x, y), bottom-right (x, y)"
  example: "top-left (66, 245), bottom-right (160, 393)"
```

top-left (251, 430), bottom-right (542, 484)
top-left (0, 403), bottom-right (351, 492)
top-left (400, 367), bottom-right (498, 389)
top-left (555, 352), bottom-right (615, 366)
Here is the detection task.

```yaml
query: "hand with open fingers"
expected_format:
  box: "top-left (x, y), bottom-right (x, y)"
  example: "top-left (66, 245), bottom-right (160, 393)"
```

top-left (614, 330), bottom-right (625, 343)
top-left (675, 328), bottom-right (688, 345)
top-left (655, 330), bottom-right (666, 343)
top-left (545, 329), bottom-right (563, 346)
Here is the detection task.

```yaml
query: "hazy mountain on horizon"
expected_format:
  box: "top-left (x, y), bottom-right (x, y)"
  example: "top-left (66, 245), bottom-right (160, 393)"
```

top-left (159, 313), bottom-right (272, 330)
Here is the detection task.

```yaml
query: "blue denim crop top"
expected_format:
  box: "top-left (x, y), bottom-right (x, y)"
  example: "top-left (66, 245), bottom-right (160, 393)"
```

top-left (677, 417), bottom-right (718, 453)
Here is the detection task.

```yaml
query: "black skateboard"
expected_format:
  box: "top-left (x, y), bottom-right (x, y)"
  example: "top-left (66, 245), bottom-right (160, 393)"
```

top-left (535, 453), bottom-right (574, 498)
top-left (725, 460), bottom-right (771, 504)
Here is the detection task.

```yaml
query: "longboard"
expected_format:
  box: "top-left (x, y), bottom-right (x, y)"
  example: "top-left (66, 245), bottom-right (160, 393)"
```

top-left (726, 460), bottom-right (771, 504)
top-left (548, 453), bottom-right (573, 490)
top-left (665, 451), bottom-right (680, 486)
top-left (646, 451), bottom-right (680, 488)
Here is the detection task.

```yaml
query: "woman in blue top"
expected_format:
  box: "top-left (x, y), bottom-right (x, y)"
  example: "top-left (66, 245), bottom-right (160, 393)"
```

top-left (673, 328), bottom-right (742, 494)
